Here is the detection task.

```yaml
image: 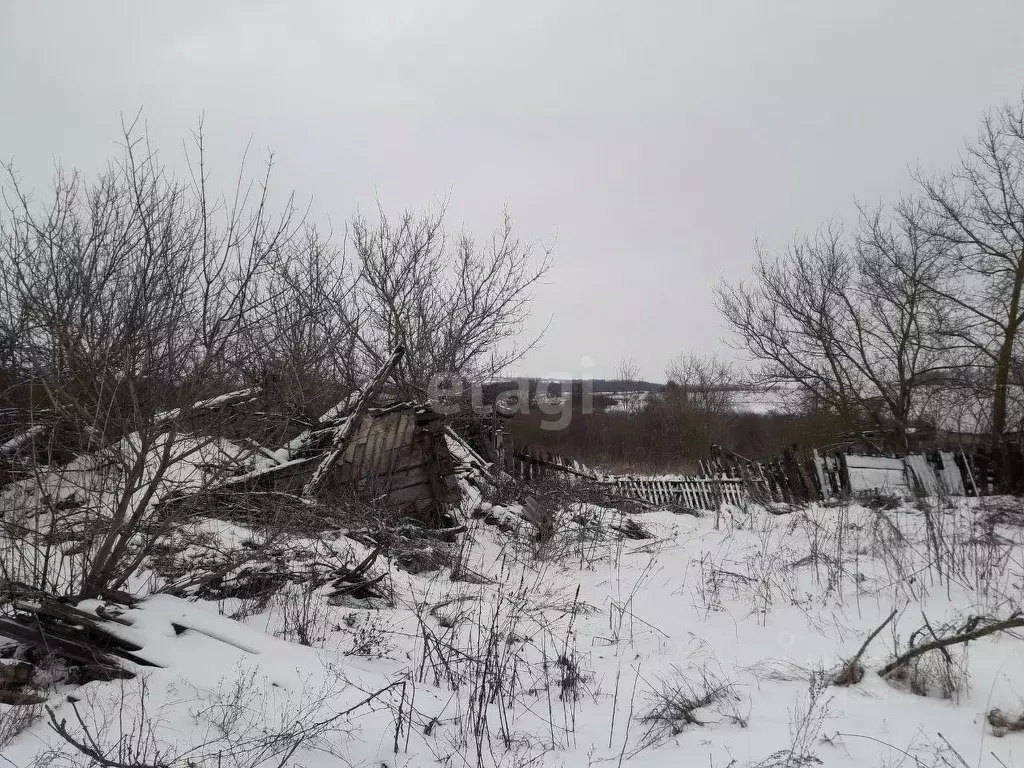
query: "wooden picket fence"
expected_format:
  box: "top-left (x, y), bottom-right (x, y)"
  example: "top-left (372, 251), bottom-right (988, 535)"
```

top-left (488, 429), bottom-right (749, 510)
top-left (597, 475), bottom-right (746, 510)
top-left (493, 431), bottom-right (597, 484)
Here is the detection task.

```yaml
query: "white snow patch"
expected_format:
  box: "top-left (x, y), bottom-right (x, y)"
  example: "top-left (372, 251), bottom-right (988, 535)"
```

top-left (4, 498), bottom-right (1024, 767)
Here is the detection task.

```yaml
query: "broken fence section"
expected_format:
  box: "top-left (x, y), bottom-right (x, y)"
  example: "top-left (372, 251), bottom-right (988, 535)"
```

top-left (595, 475), bottom-right (746, 510)
top-left (491, 431), bottom-right (596, 483)
top-left (487, 429), bottom-right (746, 511)
top-left (712, 444), bottom-right (979, 503)
top-left (485, 430), bottom-right (999, 511)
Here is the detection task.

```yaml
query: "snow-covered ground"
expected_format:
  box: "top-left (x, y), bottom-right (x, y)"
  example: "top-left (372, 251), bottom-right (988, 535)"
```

top-left (4, 497), bottom-right (1024, 767)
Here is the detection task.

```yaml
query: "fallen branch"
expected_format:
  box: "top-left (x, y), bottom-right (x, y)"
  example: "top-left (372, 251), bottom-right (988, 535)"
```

top-left (46, 700), bottom-right (172, 768)
top-left (878, 612), bottom-right (1024, 679)
top-left (832, 608), bottom-right (898, 686)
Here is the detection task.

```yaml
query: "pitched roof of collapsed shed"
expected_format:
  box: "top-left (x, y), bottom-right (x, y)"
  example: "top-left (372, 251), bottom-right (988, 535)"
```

top-left (207, 348), bottom-right (469, 527)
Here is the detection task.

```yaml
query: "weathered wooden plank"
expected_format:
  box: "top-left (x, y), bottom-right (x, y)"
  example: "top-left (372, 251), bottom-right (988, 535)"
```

top-left (376, 411), bottom-right (407, 475)
top-left (0, 616), bottom-right (154, 676)
top-left (360, 464), bottom-right (431, 494)
top-left (389, 412), bottom-right (418, 473)
top-left (359, 420), bottom-right (384, 481)
top-left (384, 482), bottom-right (437, 505)
top-left (303, 346), bottom-right (405, 497)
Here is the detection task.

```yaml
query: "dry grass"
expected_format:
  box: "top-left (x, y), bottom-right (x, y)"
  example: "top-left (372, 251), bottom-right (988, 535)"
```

top-left (636, 664), bottom-right (744, 751)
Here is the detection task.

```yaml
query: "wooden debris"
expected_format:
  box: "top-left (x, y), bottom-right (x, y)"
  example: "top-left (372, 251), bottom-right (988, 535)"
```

top-left (988, 708), bottom-right (1024, 736)
top-left (303, 346), bottom-right (405, 497)
top-left (608, 517), bottom-right (654, 540)
top-left (325, 545), bottom-right (388, 600)
top-left (153, 535), bottom-right (392, 604)
top-left (0, 590), bottom-right (157, 688)
top-left (154, 387), bottom-right (262, 427)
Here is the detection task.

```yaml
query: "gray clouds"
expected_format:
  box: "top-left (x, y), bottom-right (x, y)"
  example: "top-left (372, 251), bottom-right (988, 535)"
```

top-left (2, 1), bottom-right (1023, 379)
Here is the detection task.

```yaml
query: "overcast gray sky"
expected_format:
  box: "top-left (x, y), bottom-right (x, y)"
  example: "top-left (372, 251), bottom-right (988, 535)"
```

top-left (2, 1), bottom-right (1024, 381)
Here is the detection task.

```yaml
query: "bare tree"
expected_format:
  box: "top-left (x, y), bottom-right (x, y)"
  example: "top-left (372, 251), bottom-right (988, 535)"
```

top-left (655, 353), bottom-right (739, 456)
top-left (0, 119), bottom-right (306, 598)
top-left (716, 226), bottom-right (865, 430)
top-left (847, 200), bottom-right (953, 442)
top-left (664, 353), bottom-right (737, 413)
top-left (347, 204), bottom-right (551, 397)
top-left (914, 95), bottom-right (1024, 439)
top-left (716, 212), bottom-right (949, 449)
top-left (616, 355), bottom-right (639, 384)
top-left (615, 355), bottom-right (642, 412)
top-left (235, 225), bottom-right (361, 422)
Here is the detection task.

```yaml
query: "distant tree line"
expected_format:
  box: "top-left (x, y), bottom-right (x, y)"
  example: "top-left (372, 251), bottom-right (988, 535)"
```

top-left (501, 352), bottom-right (849, 473)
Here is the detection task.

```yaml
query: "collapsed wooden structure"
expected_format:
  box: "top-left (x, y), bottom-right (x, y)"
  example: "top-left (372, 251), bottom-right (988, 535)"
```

top-left (2, 348), bottom-right (463, 529)
top-left (201, 348), bottom-right (455, 524)
top-left (224, 401), bottom-right (459, 526)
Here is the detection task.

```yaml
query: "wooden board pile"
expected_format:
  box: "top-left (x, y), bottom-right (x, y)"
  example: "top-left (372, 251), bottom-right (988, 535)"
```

top-left (0, 544), bottom-right (391, 705)
top-left (0, 587), bottom-right (147, 704)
